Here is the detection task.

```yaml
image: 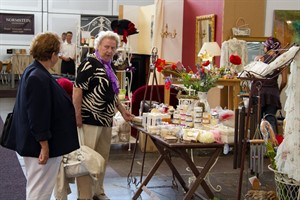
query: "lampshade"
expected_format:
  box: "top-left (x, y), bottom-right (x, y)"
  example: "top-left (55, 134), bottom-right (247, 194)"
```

top-left (198, 42), bottom-right (221, 61)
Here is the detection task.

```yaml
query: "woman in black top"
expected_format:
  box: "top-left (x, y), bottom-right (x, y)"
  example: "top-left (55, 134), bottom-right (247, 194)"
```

top-left (252, 37), bottom-right (288, 133)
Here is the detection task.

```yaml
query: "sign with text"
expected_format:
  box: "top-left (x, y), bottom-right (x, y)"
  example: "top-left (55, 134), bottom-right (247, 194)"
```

top-left (0, 13), bottom-right (34, 34)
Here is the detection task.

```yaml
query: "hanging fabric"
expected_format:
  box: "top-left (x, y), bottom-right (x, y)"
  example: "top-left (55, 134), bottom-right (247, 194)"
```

top-left (220, 38), bottom-right (248, 72)
top-left (275, 55), bottom-right (300, 182)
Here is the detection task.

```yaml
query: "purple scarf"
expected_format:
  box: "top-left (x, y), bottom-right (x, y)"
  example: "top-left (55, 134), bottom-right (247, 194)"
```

top-left (95, 50), bottom-right (119, 95)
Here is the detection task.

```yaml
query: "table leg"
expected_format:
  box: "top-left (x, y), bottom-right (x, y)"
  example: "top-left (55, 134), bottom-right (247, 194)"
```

top-left (127, 132), bottom-right (140, 186)
top-left (154, 143), bottom-right (189, 192)
top-left (132, 154), bottom-right (165, 200)
top-left (182, 148), bottom-right (222, 200)
top-left (139, 134), bottom-right (149, 184)
top-left (228, 86), bottom-right (233, 110)
top-left (233, 83), bottom-right (241, 111)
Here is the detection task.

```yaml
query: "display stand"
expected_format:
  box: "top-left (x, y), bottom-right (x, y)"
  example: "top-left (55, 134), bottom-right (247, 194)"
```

top-left (234, 64), bottom-right (290, 200)
top-left (141, 47), bottom-right (161, 110)
top-left (235, 77), bottom-right (262, 200)
top-left (77, 16), bottom-right (112, 65)
top-left (127, 47), bottom-right (161, 187)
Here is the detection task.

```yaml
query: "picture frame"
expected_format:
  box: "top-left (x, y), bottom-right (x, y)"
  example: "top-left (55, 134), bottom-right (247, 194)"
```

top-left (273, 10), bottom-right (300, 47)
top-left (195, 14), bottom-right (216, 64)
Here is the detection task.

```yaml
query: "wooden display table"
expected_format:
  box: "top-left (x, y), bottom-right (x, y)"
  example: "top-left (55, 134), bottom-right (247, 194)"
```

top-left (130, 123), bottom-right (224, 200)
top-left (216, 78), bottom-right (241, 110)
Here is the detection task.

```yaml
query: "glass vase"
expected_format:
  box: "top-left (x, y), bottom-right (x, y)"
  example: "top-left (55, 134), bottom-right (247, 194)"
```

top-left (197, 91), bottom-right (210, 112)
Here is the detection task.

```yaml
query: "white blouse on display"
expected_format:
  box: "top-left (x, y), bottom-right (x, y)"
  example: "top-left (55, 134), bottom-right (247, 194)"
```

top-left (220, 38), bottom-right (248, 72)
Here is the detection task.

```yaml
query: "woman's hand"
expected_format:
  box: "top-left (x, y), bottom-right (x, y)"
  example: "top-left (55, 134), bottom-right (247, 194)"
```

top-left (116, 100), bottom-right (134, 122)
top-left (121, 109), bottom-right (135, 122)
top-left (39, 141), bottom-right (49, 165)
top-left (73, 87), bottom-right (83, 127)
top-left (76, 114), bottom-right (83, 127)
top-left (254, 55), bottom-right (264, 62)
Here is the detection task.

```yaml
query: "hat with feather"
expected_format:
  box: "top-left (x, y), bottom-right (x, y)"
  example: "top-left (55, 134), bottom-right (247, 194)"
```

top-left (111, 19), bottom-right (139, 43)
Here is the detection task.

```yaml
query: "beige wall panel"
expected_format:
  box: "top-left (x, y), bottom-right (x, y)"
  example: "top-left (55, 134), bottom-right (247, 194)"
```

top-left (223, 0), bottom-right (266, 41)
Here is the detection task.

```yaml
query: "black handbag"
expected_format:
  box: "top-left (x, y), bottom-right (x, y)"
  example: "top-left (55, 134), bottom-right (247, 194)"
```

top-left (0, 112), bottom-right (13, 147)
top-left (277, 110), bottom-right (285, 121)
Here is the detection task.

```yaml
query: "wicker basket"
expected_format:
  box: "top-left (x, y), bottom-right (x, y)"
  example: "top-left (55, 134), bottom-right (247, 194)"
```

top-left (245, 190), bottom-right (278, 200)
top-left (232, 17), bottom-right (251, 36)
top-left (268, 165), bottom-right (300, 200)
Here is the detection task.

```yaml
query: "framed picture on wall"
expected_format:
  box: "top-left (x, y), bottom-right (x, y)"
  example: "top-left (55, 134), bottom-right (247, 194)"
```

top-left (273, 10), bottom-right (300, 47)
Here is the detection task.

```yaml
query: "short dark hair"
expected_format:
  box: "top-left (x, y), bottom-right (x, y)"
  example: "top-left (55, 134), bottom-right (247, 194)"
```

top-left (66, 31), bottom-right (73, 35)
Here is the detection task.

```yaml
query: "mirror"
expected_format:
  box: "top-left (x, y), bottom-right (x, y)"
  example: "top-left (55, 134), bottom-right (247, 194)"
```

top-left (235, 36), bottom-right (268, 64)
top-left (195, 14), bottom-right (216, 64)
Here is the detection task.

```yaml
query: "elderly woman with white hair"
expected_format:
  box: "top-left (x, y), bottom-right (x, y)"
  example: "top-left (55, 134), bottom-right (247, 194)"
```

top-left (73, 31), bottom-right (134, 200)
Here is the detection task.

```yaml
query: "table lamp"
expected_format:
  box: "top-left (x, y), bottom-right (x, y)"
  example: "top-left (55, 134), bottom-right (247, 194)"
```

top-left (198, 42), bottom-right (221, 69)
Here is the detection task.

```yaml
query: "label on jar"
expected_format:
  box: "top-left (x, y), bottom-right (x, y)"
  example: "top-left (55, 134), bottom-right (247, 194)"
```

top-left (194, 112), bottom-right (203, 118)
top-left (203, 112), bottom-right (210, 119)
top-left (186, 120), bottom-right (194, 128)
top-left (194, 123), bottom-right (202, 128)
top-left (202, 118), bottom-right (210, 124)
top-left (186, 116), bottom-right (193, 121)
top-left (194, 106), bottom-right (203, 113)
top-left (194, 118), bottom-right (202, 123)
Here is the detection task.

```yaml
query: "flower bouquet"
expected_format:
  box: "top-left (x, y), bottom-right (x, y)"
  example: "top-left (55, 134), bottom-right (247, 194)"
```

top-left (156, 59), bottom-right (186, 78)
top-left (181, 62), bottom-right (219, 93)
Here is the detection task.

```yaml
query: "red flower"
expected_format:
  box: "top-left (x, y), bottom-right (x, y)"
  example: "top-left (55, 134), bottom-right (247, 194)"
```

top-left (275, 135), bottom-right (284, 145)
top-left (229, 55), bottom-right (242, 65)
top-left (200, 67), bottom-right (205, 74)
top-left (155, 59), bottom-right (166, 72)
top-left (202, 60), bottom-right (210, 67)
top-left (171, 64), bottom-right (177, 70)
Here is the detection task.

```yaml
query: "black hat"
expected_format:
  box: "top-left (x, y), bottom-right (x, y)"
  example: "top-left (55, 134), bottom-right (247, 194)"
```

top-left (111, 19), bottom-right (139, 43)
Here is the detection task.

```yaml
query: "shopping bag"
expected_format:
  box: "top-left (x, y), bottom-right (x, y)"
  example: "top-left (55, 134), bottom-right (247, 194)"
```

top-left (0, 112), bottom-right (13, 148)
top-left (63, 145), bottom-right (105, 180)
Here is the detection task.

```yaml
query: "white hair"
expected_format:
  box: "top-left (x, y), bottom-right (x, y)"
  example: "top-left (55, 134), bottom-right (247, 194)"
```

top-left (94, 30), bottom-right (120, 49)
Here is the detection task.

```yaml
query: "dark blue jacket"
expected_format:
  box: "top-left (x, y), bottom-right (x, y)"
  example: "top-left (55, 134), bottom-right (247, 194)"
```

top-left (7, 60), bottom-right (79, 157)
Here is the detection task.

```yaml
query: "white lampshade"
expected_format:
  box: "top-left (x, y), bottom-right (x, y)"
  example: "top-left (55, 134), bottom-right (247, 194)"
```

top-left (198, 42), bottom-right (221, 61)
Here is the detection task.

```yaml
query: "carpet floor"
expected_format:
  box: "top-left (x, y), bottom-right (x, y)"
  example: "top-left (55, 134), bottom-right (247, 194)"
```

top-left (0, 146), bottom-right (26, 200)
